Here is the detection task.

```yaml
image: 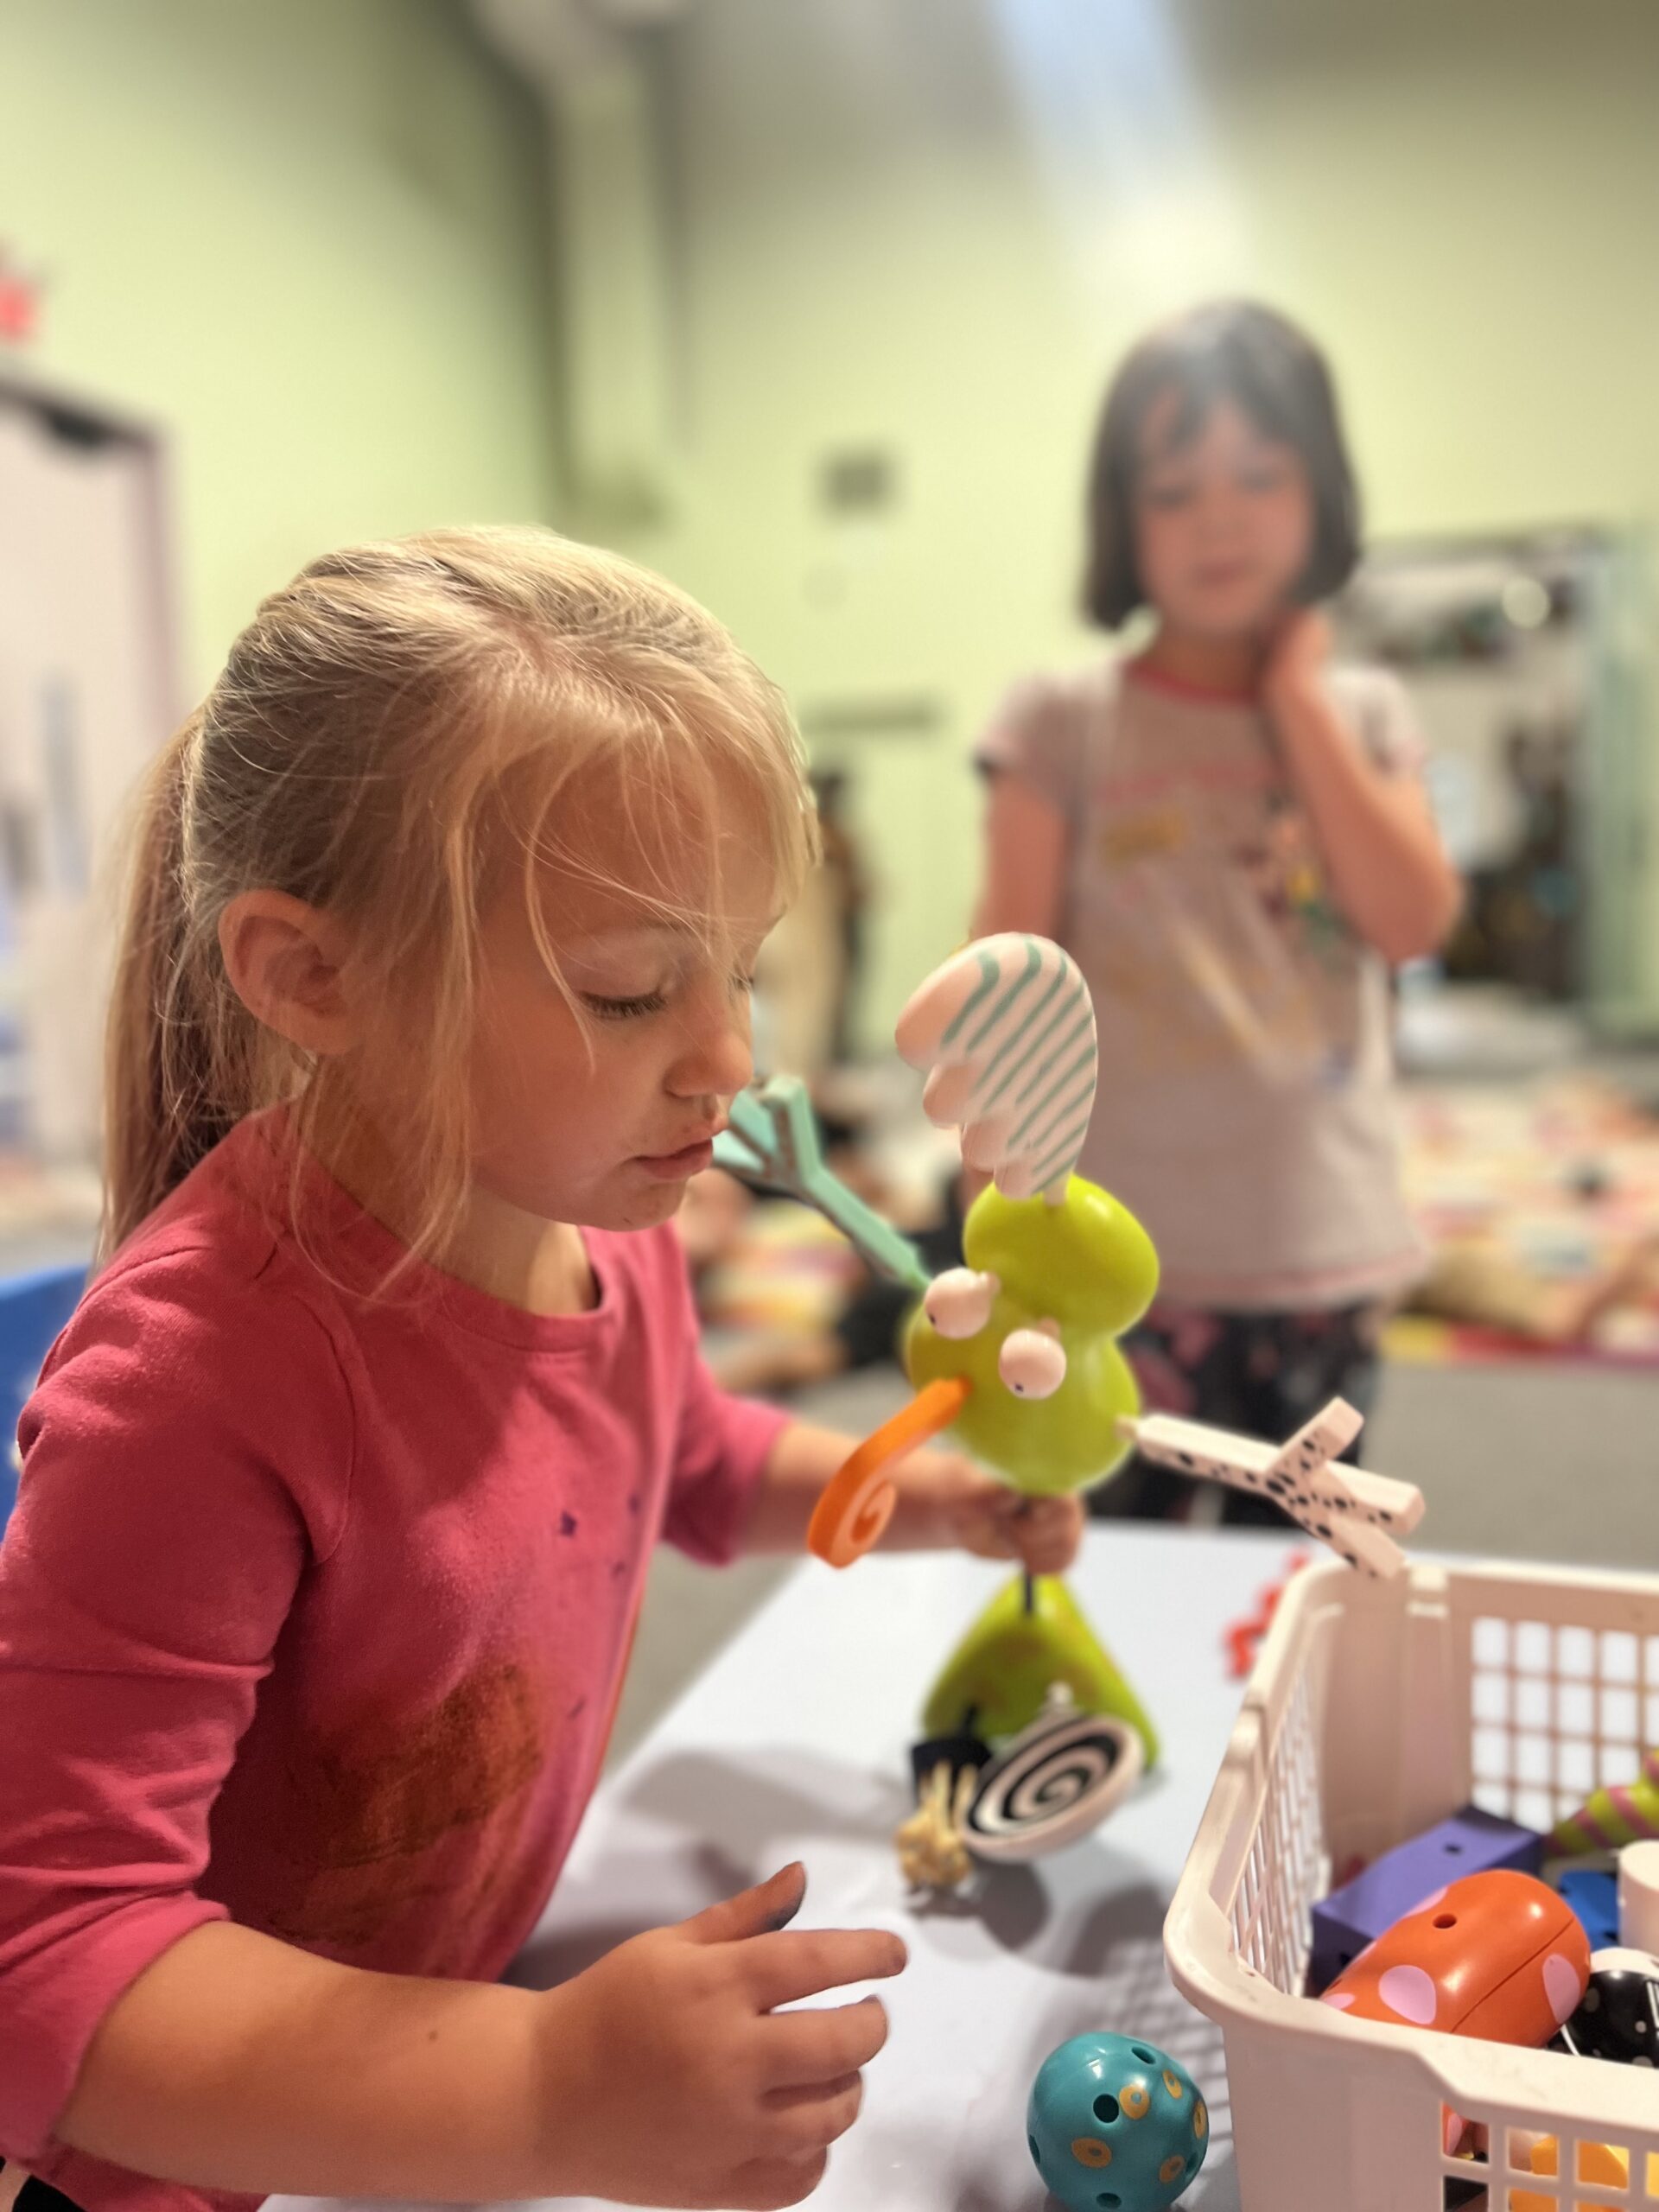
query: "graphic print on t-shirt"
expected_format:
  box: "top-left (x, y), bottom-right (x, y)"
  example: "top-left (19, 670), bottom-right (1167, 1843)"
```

top-left (1088, 752), bottom-right (1363, 1088)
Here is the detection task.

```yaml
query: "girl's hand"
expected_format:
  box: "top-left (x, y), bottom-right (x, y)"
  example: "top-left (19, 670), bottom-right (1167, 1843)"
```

top-left (534, 1863), bottom-right (905, 2209)
top-left (889, 1449), bottom-right (1085, 1573)
top-left (1261, 606), bottom-right (1332, 710)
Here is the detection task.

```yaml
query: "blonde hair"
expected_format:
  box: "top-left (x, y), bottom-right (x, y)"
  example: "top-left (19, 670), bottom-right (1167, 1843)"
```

top-left (102, 526), bottom-right (816, 1262)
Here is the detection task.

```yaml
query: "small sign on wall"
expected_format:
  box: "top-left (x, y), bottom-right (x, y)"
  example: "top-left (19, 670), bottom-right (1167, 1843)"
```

top-left (0, 246), bottom-right (44, 345)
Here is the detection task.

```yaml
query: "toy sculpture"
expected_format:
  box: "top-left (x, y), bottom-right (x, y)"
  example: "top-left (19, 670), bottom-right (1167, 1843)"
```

top-left (716, 933), bottom-right (1425, 1578)
top-left (714, 934), bottom-right (1427, 1880)
top-left (804, 934), bottom-right (1155, 1567)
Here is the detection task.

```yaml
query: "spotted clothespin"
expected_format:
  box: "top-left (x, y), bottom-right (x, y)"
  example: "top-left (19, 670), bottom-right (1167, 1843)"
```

top-left (1116, 1397), bottom-right (1425, 1579)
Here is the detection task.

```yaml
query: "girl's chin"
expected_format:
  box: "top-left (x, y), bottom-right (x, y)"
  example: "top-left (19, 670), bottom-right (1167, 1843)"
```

top-left (594, 1178), bottom-right (689, 1232)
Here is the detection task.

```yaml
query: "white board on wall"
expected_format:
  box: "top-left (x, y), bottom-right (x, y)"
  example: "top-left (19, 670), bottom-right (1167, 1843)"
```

top-left (0, 389), bottom-right (176, 1162)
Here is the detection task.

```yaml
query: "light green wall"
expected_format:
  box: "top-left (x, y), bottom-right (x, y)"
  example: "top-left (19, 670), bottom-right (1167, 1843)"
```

top-left (618, 0), bottom-right (1659, 1042)
top-left (0, 0), bottom-right (556, 692)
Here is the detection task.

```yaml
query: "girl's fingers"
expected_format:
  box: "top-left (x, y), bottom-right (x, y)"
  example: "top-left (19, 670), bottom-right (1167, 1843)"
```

top-left (758, 1993), bottom-right (892, 2084)
top-left (761, 2070), bottom-right (865, 2151)
top-left (1001, 1495), bottom-right (1084, 1569)
top-left (726, 2152), bottom-right (830, 2210)
top-left (744, 1927), bottom-right (906, 2011)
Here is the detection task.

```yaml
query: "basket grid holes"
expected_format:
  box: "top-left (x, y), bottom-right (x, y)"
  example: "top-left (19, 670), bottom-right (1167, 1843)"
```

top-left (1469, 1618), bottom-right (1659, 1836)
top-left (1438, 2125), bottom-right (1659, 2206)
top-left (1229, 1662), bottom-right (1327, 1994)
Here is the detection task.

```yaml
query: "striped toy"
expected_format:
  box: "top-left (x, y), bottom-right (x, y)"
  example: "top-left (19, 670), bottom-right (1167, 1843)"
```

top-left (896, 934), bottom-right (1098, 1204)
top-left (1551, 1751), bottom-right (1659, 1855)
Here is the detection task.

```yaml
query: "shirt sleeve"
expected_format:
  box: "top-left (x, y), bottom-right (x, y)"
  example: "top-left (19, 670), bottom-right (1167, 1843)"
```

top-left (652, 1238), bottom-right (787, 1567)
top-left (972, 675), bottom-right (1090, 821)
top-left (0, 1255), bottom-right (353, 2163)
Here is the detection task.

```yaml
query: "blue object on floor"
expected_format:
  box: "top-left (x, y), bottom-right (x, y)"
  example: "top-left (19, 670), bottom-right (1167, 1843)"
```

top-left (1558, 1866), bottom-right (1620, 1955)
top-left (0, 1262), bottom-right (86, 1530)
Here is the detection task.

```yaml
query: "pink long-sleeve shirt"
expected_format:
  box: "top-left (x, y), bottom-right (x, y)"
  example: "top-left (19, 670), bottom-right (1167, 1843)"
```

top-left (0, 1113), bottom-right (785, 2212)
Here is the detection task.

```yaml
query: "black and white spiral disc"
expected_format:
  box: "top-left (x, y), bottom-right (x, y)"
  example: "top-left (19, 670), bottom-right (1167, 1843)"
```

top-left (963, 1707), bottom-right (1144, 1863)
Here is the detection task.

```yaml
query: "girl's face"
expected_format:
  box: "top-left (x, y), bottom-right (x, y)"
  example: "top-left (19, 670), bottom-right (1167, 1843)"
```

top-left (1133, 393), bottom-right (1315, 641)
top-left (461, 772), bottom-right (778, 1234)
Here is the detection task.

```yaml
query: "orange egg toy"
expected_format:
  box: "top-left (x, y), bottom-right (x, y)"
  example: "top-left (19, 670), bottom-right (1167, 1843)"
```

top-left (1319, 1870), bottom-right (1591, 2045)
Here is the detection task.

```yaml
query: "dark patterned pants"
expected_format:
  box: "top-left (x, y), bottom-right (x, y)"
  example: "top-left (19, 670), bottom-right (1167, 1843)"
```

top-left (1091, 1302), bottom-right (1383, 1526)
top-left (0, 2177), bottom-right (81, 2212)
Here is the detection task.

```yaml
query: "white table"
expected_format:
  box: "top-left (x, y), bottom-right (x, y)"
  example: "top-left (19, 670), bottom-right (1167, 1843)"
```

top-left (278, 1527), bottom-right (1295, 2212)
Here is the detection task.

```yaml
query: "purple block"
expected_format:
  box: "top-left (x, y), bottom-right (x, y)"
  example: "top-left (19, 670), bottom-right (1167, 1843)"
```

top-left (1310, 1804), bottom-right (1544, 1993)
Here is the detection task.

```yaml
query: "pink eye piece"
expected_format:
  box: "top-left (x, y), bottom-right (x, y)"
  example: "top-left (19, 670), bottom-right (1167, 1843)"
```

top-left (923, 1268), bottom-right (999, 1339)
top-left (998, 1328), bottom-right (1067, 1399)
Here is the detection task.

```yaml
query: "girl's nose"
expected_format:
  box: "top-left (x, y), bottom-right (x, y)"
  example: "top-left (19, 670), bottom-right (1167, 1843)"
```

top-left (667, 990), bottom-right (753, 1103)
top-left (1196, 480), bottom-right (1242, 537)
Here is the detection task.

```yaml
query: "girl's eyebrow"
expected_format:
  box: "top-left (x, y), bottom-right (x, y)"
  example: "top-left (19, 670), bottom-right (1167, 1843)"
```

top-left (559, 922), bottom-right (695, 953)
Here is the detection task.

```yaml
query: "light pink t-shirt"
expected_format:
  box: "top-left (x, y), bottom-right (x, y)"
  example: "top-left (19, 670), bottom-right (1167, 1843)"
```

top-left (977, 658), bottom-right (1429, 1311)
top-left (0, 1113), bottom-right (785, 2212)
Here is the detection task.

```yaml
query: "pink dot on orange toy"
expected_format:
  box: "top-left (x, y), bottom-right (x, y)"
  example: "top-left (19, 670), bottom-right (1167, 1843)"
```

top-left (1318, 1870), bottom-right (1591, 2046)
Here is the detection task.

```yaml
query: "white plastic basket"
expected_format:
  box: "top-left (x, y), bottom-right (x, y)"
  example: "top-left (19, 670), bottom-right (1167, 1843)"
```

top-left (1165, 1557), bottom-right (1659, 2210)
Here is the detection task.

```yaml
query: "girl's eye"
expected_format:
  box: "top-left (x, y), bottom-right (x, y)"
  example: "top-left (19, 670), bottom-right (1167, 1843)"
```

top-left (582, 990), bottom-right (667, 1021)
top-left (731, 972), bottom-right (756, 999)
top-left (1143, 482), bottom-right (1193, 510)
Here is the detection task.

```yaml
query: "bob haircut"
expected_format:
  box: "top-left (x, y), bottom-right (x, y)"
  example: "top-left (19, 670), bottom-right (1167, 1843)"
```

top-left (1082, 299), bottom-right (1362, 630)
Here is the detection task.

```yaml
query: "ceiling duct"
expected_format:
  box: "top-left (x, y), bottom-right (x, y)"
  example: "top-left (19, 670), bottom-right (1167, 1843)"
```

top-left (473, 0), bottom-right (691, 523)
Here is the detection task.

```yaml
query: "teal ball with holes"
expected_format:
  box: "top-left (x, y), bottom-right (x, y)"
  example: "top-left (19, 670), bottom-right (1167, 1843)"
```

top-left (1027, 2032), bottom-right (1208, 2211)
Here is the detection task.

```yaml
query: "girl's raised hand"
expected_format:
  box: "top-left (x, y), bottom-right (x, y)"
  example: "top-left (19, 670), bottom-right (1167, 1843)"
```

top-left (1261, 605), bottom-right (1332, 709)
top-left (883, 1448), bottom-right (1084, 1573)
top-left (533, 1862), bottom-right (905, 2209)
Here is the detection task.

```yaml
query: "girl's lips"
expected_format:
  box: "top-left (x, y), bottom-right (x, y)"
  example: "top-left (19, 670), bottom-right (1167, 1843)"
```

top-left (636, 1137), bottom-right (718, 1179)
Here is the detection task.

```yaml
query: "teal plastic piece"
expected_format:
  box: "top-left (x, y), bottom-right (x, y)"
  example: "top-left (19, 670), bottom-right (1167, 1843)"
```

top-left (1027, 2033), bottom-right (1208, 2211)
top-left (713, 1079), bottom-right (931, 1294)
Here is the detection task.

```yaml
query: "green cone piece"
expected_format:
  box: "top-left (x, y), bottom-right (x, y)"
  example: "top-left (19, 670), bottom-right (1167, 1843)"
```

top-left (921, 1573), bottom-right (1160, 1766)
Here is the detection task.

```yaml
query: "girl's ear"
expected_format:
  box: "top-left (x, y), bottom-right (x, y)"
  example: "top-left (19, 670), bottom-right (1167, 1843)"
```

top-left (219, 891), bottom-right (363, 1056)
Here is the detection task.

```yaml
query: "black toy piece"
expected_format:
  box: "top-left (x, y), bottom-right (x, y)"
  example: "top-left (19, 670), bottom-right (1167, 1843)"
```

top-left (1556, 1947), bottom-right (1659, 2065)
top-left (909, 1731), bottom-right (990, 1800)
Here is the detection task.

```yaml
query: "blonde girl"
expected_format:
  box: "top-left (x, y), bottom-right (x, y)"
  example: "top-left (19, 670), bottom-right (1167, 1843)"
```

top-left (0, 530), bottom-right (1078, 2212)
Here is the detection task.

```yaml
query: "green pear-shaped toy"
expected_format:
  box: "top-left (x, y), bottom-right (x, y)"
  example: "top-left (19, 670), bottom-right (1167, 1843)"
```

top-left (922, 1572), bottom-right (1160, 1765)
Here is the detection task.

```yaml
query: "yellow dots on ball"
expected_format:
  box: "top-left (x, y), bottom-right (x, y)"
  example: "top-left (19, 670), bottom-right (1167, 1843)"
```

top-left (1162, 2069), bottom-right (1184, 2100)
top-left (1193, 2101), bottom-right (1208, 2141)
top-left (1121, 2083), bottom-right (1151, 2120)
top-left (1071, 2137), bottom-right (1113, 2169)
top-left (1160, 2154), bottom-right (1187, 2185)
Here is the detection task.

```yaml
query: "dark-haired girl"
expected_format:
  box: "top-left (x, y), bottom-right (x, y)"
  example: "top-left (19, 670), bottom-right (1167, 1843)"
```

top-left (973, 301), bottom-right (1462, 1519)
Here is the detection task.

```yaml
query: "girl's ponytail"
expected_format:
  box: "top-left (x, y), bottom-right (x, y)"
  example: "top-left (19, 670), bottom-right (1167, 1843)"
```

top-left (100, 710), bottom-right (245, 1256)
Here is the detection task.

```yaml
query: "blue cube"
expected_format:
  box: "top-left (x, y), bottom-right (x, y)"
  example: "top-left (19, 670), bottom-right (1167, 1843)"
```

top-left (1557, 1866), bottom-right (1619, 1954)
